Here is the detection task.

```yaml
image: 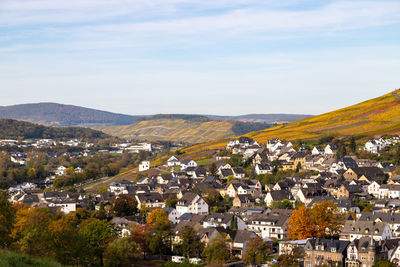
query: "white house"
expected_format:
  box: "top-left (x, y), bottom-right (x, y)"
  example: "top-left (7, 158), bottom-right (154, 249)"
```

top-left (180, 159), bottom-right (197, 170)
top-left (139, 161), bottom-right (151, 172)
top-left (55, 166), bottom-right (67, 176)
top-left (255, 163), bottom-right (272, 175)
top-left (176, 192), bottom-right (208, 216)
top-left (48, 201), bottom-right (76, 214)
top-left (167, 156), bottom-right (181, 166)
top-left (367, 181), bottom-right (381, 198)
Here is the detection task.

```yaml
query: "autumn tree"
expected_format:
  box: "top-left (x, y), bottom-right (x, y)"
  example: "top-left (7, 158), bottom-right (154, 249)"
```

top-left (309, 200), bottom-right (345, 237)
top-left (146, 209), bottom-right (170, 227)
top-left (202, 233), bottom-right (230, 265)
top-left (131, 223), bottom-right (151, 259)
top-left (49, 216), bottom-right (91, 265)
top-left (11, 206), bottom-right (54, 256)
top-left (0, 190), bottom-right (16, 248)
top-left (286, 205), bottom-right (314, 240)
top-left (286, 201), bottom-right (345, 239)
top-left (175, 226), bottom-right (204, 259)
top-left (243, 236), bottom-right (271, 266)
top-left (103, 237), bottom-right (140, 266)
top-left (110, 194), bottom-right (138, 217)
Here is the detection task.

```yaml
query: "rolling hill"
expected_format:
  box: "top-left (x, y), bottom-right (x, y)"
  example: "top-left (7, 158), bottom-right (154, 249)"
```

top-left (207, 113), bottom-right (312, 123)
top-left (184, 89), bottom-right (400, 152)
top-left (0, 103), bottom-right (309, 127)
top-left (94, 117), bottom-right (273, 143)
top-left (0, 119), bottom-right (110, 140)
top-left (0, 103), bottom-right (138, 126)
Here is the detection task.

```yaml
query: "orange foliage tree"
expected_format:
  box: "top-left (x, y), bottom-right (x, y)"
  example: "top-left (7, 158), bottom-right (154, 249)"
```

top-left (146, 209), bottom-right (170, 227)
top-left (286, 201), bottom-right (345, 240)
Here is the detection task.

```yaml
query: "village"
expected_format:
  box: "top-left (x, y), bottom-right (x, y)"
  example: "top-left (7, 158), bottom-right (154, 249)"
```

top-left (6, 134), bottom-right (400, 266)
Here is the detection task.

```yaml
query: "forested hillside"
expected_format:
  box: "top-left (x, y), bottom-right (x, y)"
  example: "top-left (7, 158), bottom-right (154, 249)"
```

top-left (0, 103), bottom-right (138, 126)
top-left (0, 119), bottom-right (109, 140)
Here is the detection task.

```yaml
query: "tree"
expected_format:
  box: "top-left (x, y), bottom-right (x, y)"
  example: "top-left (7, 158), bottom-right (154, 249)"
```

top-left (131, 223), bottom-right (151, 259)
top-left (230, 216), bottom-right (238, 230)
top-left (103, 237), bottom-right (140, 267)
top-left (350, 137), bottom-right (357, 153)
top-left (79, 218), bottom-right (116, 264)
top-left (243, 236), bottom-right (271, 266)
top-left (0, 190), bottom-right (16, 248)
top-left (373, 260), bottom-right (395, 267)
top-left (309, 201), bottom-right (345, 237)
top-left (175, 226), bottom-right (204, 259)
top-left (249, 167), bottom-right (257, 179)
top-left (286, 201), bottom-right (345, 239)
top-left (146, 209), bottom-right (170, 227)
top-left (165, 195), bottom-right (178, 208)
top-left (277, 246), bottom-right (304, 266)
top-left (270, 199), bottom-right (293, 209)
top-left (295, 162), bottom-right (301, 173)
top-left (209, 162), bottom-right (217, 177)
top-left (202, 234), bottom-right (230, 265)
top-left (110, 195), bottom-right (138, 217)
top-left (12, 206), bottom-right (54, 256)
top-left (49, 216), bottom-right (91, 265)
top-left (286, 205), bottom-right (314, 240)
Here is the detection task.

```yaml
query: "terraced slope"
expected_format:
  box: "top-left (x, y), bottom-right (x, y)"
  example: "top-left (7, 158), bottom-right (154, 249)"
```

top-left (184, 89), bottom-right (400, 152)
top-left (95, 118), bottom-right (270, 143)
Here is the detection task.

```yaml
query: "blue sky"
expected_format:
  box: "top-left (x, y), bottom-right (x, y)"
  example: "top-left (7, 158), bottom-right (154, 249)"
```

top-left (1, 0), bottom-right (399, 115)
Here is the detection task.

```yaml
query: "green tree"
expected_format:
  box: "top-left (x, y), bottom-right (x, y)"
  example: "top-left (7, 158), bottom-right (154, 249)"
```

top-left (110, 195), bottom-right (138, 217)
top-left (103, 237), bottom-right (140, 267)
top-left (175, 226), bottom-right (204, 259)
top-left (165, 195), bottom-right (178, 208)
top-left (0, 190), bottom-right (16, 248)
top-left (230, 216), bottom-right (238, 230)
top-left (243, 236), bottom-right (271, 266)
top-left (209, 162), bottom-right (217, 177)
top-left (202, 234), bottom-right (230, 265)
top-left (350, 137), bottom-right (357, 153)
top-left (270, 199), bottom-right (293, 209)
top-left (249, 167), bottom-right (257, 179)
top-left (80, 218), bottom-right (116, 264)
top-left (373, 260), bottom-right (395, 267)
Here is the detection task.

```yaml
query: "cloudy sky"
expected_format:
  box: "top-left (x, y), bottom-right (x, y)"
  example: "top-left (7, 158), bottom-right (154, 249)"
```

top-left (1, 0), bottom-right (399, 115)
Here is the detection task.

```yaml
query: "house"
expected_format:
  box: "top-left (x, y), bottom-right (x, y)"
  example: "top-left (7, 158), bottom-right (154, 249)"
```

top-left (367, 181), bottom-right (381, 198)
top-left (176, 192), bottom-right (208, 216)
top-left (358, 212), bottom-right (400, 237)
top-left (108, 180), bottom-right (135, 195)
top-left (167, 156), bottom-right (181, 166)
top-left (264, 190), bottom-right (294, 207)
top-left (343, 167), bottom-right (385, 183)
top-left (364, 140), bottom-right (385, 154)
top-left (336, 184), bottom-right (363, 199)
top-left (312, 146), bottom-right (325, 155)
top-left (139, 161), bottom-right (150, 172)
top-left (180, 159), bottom-right (197, 171)
top-left (325, 143), bottom-right (339, 155)
top-left (55, 166), bottom-right (67, 176)
top-left (255, 163), bottom-right (272, 175)
top-left (227, 230), bottom-right (258, 258)
top-left (135, 193), bottom-right (165, 209)
top-left (233, 194), bottom-right (256, 208)
top-left (303, 238), bottom-right (350, 267)
top-left (164, 207), bottom-right (180, 224)
top-left (245, 209), bottom-right (292, 239)
top-left (346, 237), bottom-right (381, 267)
top-left (232, 167), bottom-right (245, 179)
top-left (340, 220), bottom-right (392, 241)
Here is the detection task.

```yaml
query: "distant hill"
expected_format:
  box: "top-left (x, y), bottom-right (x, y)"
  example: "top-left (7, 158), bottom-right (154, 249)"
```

top-left (184, 89), bottom-right (400, 152)
top-left (0, 103), bottom-right (138, 126)
top-left (0, 119), bottom-right (109, 140)
top-left (0, 103), bottom-right (310, 127)
top-left (207, 114), bottom-right (312, 123)
top-left (94, 118), bottom-right (272, 143)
